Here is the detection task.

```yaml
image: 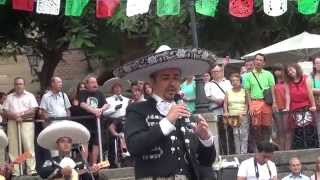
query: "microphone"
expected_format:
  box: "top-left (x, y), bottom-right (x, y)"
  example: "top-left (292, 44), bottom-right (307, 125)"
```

top-left (174, 94), bottom-right (184, 105)
top-left (173, 94), bottom-right (192, 129)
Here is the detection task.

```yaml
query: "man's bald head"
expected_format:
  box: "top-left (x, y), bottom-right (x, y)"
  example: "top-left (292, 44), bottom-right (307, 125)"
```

top-left (50, 76), bottom-right (63, 92)
top-left (289, 157), bottom-right (302, 176)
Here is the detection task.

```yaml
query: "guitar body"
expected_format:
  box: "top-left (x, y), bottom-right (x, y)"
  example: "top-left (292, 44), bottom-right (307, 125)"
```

top-left (54, 169), bottom-right (78, 180)
top-left (229, 0), bottom-right (253, 17)
top-left (0, 151), bottom-right (32, 179)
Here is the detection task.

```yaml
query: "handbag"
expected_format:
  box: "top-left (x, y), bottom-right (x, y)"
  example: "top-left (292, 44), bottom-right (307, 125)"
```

top-left (251, 72), bottom-right (273, 105)
top-left (223, 115), bottom-right (241, 127)
top-left (292, 108), bottom-right (314, 127)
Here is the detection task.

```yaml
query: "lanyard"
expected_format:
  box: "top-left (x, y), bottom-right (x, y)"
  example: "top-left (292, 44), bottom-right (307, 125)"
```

top-left (254, 158), bottom-right (272, 180)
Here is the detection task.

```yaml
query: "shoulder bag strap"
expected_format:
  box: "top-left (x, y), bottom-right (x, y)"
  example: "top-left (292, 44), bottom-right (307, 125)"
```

top-left (251, 72), bottom-right (263, 91)
top-left (211, 81), bottom-right (226, 95)
top-left (61, 91), bottom-right (68, 115)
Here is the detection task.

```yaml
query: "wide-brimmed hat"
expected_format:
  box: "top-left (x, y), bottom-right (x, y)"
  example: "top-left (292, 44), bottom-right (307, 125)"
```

top-left (101, 77), bottom-right (130, 93)
top-left (37, 120), bottom-right (90, 150)
top-left (0, 128), bottom-right (8, 148)
top-left (113, 46), bottom-right (216, 81)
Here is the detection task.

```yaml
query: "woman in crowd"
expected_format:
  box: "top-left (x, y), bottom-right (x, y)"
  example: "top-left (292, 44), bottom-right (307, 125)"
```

top-left (131, 81), bottom-right (145, 103)
top-left (203, 72), bottom-right (211, 83)
top-left (311, 156), bottom-right (320, 180)
top-left (180, 76), bottom-right (196, 113)
top-left (311, 56), bottom-right (320, 145)
top-left (272, 64), bottom-right (290, 150)
top-left (143, 82), bottom-right (152, 99)
top-left (70, 82), bottom-right (86, 106)
top-left (285, 63), bottom-right (317, 149)
top-left (223, 73), bottom-right (248, 154)
top-left (69, 82), bottom-right (87, 121)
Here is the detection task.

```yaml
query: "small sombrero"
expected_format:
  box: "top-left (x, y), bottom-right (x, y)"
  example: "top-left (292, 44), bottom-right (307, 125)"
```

top-left (113, 45), bottom-right (216, 81)
top-left (102, 77), bottom-right (130, 93)
top-left (37, 120), bottom-right (90, 150)
top-left (0, 128), bottom-right (8, 148)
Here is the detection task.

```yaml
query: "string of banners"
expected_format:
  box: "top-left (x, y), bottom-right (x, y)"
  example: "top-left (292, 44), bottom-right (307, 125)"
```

top-left (0, 0), bottom-right (319, 18)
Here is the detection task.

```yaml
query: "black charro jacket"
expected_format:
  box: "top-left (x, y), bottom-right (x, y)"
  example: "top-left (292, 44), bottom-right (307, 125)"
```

top-left (125, 97), bottom-right (216, 179)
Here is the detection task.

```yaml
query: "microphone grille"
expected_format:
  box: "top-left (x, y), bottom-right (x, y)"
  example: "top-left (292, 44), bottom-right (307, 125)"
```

top-left (174, 94), bottom-right (182, 103)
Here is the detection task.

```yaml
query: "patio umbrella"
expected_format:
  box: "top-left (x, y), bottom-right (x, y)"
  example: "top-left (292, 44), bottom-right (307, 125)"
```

top-left (242, 31), bottom-right (320, 64)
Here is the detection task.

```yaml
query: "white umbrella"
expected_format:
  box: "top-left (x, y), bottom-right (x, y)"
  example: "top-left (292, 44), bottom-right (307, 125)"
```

top-left (242, 32), bottom-right (320, 64)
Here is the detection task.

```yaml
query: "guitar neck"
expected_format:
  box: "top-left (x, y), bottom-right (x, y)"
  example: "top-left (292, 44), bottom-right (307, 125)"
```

top-left (77, 161), bottom-right (109, 175)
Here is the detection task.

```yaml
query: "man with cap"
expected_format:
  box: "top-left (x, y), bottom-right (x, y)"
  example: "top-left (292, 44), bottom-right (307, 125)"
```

top-left (38, 120), bottom-right (97, 180)
top-left (102, 77), bottom-right (130, 166)
top-left (114, 46), bottom-right (216, 180)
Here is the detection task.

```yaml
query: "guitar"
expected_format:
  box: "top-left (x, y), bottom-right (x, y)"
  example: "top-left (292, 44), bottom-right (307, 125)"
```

top-left (55, 160), bottom-right (110, 180)
top-left (78, 160), bottom-right (110, 175)
top-left (1, 151), bottom-right (32, 178)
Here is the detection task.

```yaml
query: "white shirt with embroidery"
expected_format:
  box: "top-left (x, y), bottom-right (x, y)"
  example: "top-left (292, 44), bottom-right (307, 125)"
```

top-left (104, 94), bottom-right (130, 118)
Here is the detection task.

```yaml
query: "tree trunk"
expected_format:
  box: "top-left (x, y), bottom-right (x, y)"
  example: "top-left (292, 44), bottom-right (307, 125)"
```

top-left (38, 49), bottom-right (62, 91)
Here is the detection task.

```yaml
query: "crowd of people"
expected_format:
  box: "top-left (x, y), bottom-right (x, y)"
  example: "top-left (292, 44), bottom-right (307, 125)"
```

top-left (0, 45), bottom-right (320, 179)
top-left (201, 53), bottom-right (320, 154)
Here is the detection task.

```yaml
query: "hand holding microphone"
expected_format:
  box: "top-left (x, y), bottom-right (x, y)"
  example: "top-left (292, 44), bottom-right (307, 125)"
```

top-left (166, 94), bottom-right (191, 124)
top-left (166, 104), bottom-right (190, 123)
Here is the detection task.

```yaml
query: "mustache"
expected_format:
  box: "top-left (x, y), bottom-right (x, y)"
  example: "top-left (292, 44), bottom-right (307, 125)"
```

top-left (165, 86), bottom-right (178, 92)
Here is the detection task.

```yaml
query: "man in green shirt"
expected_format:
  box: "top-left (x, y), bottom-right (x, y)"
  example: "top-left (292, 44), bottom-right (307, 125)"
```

top-left (244, 53), bottom-right (275, 151)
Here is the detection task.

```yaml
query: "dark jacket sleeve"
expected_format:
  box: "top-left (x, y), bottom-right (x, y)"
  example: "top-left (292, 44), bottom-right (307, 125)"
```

top-left (197, 142), bottom-right (216, 167)
top-left (39, 160), bottom-right (61, 179)
top-left (125, 104), bottom-right (166, 156)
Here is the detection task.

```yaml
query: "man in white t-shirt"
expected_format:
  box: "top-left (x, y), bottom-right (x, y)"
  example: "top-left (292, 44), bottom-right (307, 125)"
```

top-left (205, 64), bottom-right (232, 116)
top-left (237, 141), bottom-right (277, 180)
top-left (205, 64), bottom-right (232, 155)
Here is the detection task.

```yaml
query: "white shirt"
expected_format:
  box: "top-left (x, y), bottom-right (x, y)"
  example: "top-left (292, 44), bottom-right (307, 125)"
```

top-left (237, 157), bottom-right (277, 180)
top-left (205, 78), bottom-right (232, 115)
top-left (40, 91), bottom-right (71, 118)
top-left (3, 91), bottom-right (38, 113)
top-left (282, 173), bottom-right (310, 180)
top-left (104, 94), bottom-right (130, 118)
top-left (152, 94), bottom-right (214, 147)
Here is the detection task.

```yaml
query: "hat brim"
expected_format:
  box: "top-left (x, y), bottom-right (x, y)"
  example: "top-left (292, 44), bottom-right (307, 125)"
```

top-left (37, 120), bottom-right (90, 150)
top-left (0, 129), bottom-right (8, 147)
top-left (102, 78), bottom-right (130, 93)
top-left (113, 48), bottom-right (215, 81)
